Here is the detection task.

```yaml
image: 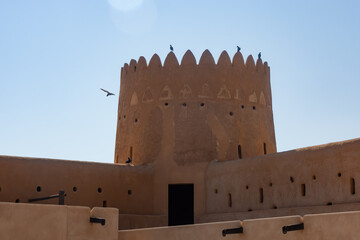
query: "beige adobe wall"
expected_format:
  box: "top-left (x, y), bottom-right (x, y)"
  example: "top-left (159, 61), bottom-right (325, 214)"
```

top-left (0, 156), bottom-right (154, 214)
top-left (118, 214), bottom-right (167, 230)
top-left (0, 202), bottom-right (118, 240)
top-left (206, 138), bottom-right (360, 215)
top-left (118, 220), bottom-right (243, 240)
top-left (119, 211), bottom-right (360, 240)
top-left (114, 50), bottom-right (276, 166)
top-left (198, 201), bottom-right (360, 223)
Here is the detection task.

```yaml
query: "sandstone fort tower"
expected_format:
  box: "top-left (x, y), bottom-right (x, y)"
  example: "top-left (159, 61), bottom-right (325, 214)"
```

top-left (115, 50), bottom-right (276, 166)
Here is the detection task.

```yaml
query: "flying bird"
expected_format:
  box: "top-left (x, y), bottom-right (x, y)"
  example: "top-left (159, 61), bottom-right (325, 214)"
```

top-left (126, 157), bottom-right (132, 164)
top-left (100, 88), bottom-right (115, 97)
top-left (258, 52), bottom-right (261, 59)
top-left (237, 46), bottom-right (241, 52)
top-left (170, 45), bottom-right (174, 51)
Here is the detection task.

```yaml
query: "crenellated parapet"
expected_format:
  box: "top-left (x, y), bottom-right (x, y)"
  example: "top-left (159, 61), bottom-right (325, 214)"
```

top-left (115, 50), bottom-right (276, 166)
top-left (120, 50), bottom-right (271, 110)
top-left (122, 49), bottom-right (269, 74)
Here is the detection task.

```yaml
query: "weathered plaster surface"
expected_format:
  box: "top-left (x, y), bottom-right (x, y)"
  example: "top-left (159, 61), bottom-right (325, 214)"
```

top-left (0, 203), bottom-right (118, 240)
top-left (119, 211), bottom-right (360, 240)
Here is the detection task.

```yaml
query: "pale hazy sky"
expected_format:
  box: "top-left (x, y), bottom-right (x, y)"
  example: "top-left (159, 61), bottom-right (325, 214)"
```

top-left (1, 0), bottom-right (359, 163)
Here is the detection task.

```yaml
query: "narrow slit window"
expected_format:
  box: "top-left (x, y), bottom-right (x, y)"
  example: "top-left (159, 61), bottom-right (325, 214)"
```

top-left (228, 193), bottom-right (232, 207)
top-left (301, 184), bottom-right (306, 196)
top-left (259, 188), bottom-right (264, 203)
top-left (351, 178), bottom-right (355, 195)
top-left (263, 143), bottom-right (267, 154)
top-left (238, 145), bottom-right (242, 159)
top-left (129, 146), bottom-right (133, 161)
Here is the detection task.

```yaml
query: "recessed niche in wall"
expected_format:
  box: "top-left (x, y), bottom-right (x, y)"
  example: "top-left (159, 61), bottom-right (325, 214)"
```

top-left (228, 193), bottom-right (232, 207)
top-left (259, 188), bottom-right (264, 203)
top-left (200, 103), bottom-right (205, 107)
top-left (290, 176), bottom-right (294, 183)
top-left (238, 145), bottom-right (242, 159)
top-left (214, 189), bottom-right (218, 194)
top-left (182, 103), bottom-right (187, 107)
top-left (0, 186), bottom-right (2, 192)
top-left (338, 172), bottom-right (342, 177)
top-left (134, 118), bottom-right (138, 123)
top-left (269, 183), bottom-right (273, 187)
top-left (134, 66), bottom-right (136, 71)
top-left (248, 209), bottom-right (253, 212)
top-left (123, 115), bottom-right (126, 119)
top-left (301, 184), bottom-right (306, 196)
top-left (15, 199), bottom-right (20, 203)
top-left (128, 190), bottom-right (132, 195)
top-left (313, 175), bottom-right (316, 180)
top-left (246, 185), bottom-right (249, 190)
top-left (73, 187), bottom-right (77, 192)
top-left (273, 205), bottom-right (277, 209)
top-left (263, 143), bottom-right (267, 154)
top-left (98, 187), bottom-right (102, 193)
top-left (129, 146), bottom-right (133, 162)
top-left (164, 102), bottom-right (169, 106)
top-left (351, 178), bottom-right (355, 195)
top-left (229, 112), bottom-right (233, 116)
top-left (241, 105), bottom-right (245, 109)
top-left (36, 186), bottom-right (42, 192)
top-left (327, 202), bottom-right (333, 206)
top-left (103, 200), bottom-right (107, 207)
top-left (252, 106), bottom-right (256, 110)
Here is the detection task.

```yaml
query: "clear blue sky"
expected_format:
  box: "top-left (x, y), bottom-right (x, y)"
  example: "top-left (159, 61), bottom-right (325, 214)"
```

top-left (1, 0), bottom-right (359, 163)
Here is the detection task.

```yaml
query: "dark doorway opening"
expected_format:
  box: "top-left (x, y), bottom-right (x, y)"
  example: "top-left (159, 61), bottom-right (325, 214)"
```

top-left (168, 184), bottom-right (194, 226)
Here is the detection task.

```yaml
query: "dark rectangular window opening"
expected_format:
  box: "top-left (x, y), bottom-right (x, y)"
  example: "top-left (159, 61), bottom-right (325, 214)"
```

top-left (168, 184), bottom-right (194, 226)
top-left (351, 178), bottom-right (355, 195)
top-left (129, 146), bottom-right (133, 160)
top-left (238, 145), bottom-right (242, 159)
top-left (301, 184), bottom-right (306, 196)
top-left (263, 143), bottom-right (267, 155)
top-left (259, 188), bottom-right (264, 203)
top-left (228, 193), bottom-right (232, 207)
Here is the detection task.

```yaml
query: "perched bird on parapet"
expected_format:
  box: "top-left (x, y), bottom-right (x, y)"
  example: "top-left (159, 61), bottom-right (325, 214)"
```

top-left (237, 46), bottom-right (241, 52)
top-left (100, 88), bottom-right (115, 97)
top-left (170, 45), bottom-right (174, 51)
top-left (126, 157), bottom-right (132, 164)
top-left (258, 52), bottom-right (262, 59)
